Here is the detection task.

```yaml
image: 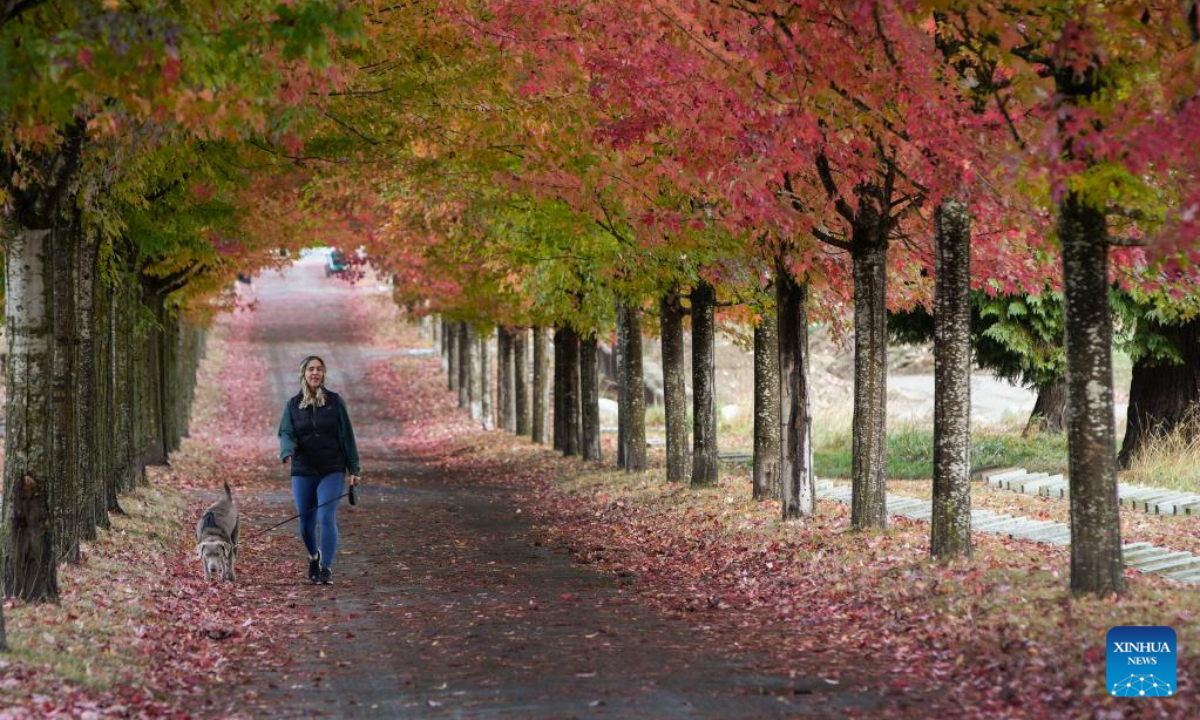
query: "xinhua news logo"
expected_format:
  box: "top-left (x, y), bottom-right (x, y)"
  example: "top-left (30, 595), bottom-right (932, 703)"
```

top-left (1106, 626), bottom-right (1177, 697)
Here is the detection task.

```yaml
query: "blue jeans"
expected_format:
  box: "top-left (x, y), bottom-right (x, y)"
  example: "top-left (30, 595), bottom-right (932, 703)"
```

top-left (291, 472), bottom-right (345, 568)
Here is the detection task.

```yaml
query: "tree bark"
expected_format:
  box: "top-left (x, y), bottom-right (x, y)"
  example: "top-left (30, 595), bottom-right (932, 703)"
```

top-left (1057, 64), bottom-right (1125, 596)
top-left (753, 301), bottom-right (782, 501)
top-left (92, 268), bottom-right (114, 531)
top-left (467, 324), bottom-right (481, 421)
top-left (690, 282), bottom-right (718, 487)
top-left (1060, 193), bottom-right (1125, 594)
top-left (112, 279), bottom-right (138, 497)
top-left (498, 327), bottom-right (516, 432)
top-left (581, 333), bottom-right (602, 461)
top-left (458, 323), bottom-right (471, 407)
top-left (623, 306), bottom-right (647, 472)
top-left (850, 239), bottom-right (888, 531)
top-left (615, 303), bottom-right (629, 469)
top-left (1026, 380), bottom-right (1068, 436)
top-left (532, 327), bottom-right (549, 444)
top-left (566, 328), bottom-right (582, 456)
top-left (931, 199), bottom-right (973, 559)
top-left (74, 230), bottom-right (100, 544)
top-left (440, 318), bottom-right (450, 375)
top-left (514, 328), bottom-right (531, 436)
top-left (478, 328), bottom-right (492, 429)
top-left (1118, 316), bottom-right (1200, 466)
top-left (557, 328), bottom-right (582, 456)
top-left (3, 225), bottom-right (58, 600)
top-left (553, 328), bottom-right (565, 451)
top-left (777, 265), bottom-right (815, 518)
top-left (50, 210), bottom-right (79, 562)
top-left (660, 292), bottom-right (689, 482)
top-left (446, 320), bottom-right (458, 392)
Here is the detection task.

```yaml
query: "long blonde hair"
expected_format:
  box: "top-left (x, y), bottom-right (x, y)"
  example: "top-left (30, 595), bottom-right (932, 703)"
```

top-left (298, 355), bottom-right (328, 409)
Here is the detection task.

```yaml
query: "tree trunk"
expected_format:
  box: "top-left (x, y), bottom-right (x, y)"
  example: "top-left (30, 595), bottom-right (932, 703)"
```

top-left (3, 225), bottom-right (59, 601)
top-left (458, 323), bottom-right (470, 407)
top-left (112, 279), bottom-right (138, 498)
top-left (137, 290), bottom-right (169, 468)
top-left (478, 328), bottom-right (492, 429)
top-left (74, 230), bottom-right (100, 544)
top-left (581, 333), bottom-right (602, 461)
top-left (50, 210), bottom-right (80, 562)
top-left (931, 199), bottom-right (973, 559)
top-left (565, 328), bottom-right (582, 456)
top-left (615, 302), bottom-right (629, 469)
top-left (1118, 316), bottom-right (1200, 466)
top-left (553, 329), bottom-right (565, 451)
top-left (1026, 380), bottom-right (1068, 436)
top-left (660, 292), bottom-right (689, 482)
top-left (514, 328), bottom-right (531, 436)
top-left (1, 120), bottom-right (85, 600)
top-left (623, 306), bottom-right (647, 472)
top-left (467, 325), bottom-right (481, 421)
top-left (441, 318), bottom-right (450, 374)
top-left (1060, 193), bottom-right (1125, 595)
top-left (532, 327), bottom-right (549, 444)
top-left (499, 327), bottom-right (516, 432)
top-left (777, 265), bottom-right (815, 518)
top-left (92, 268), bottom-right (114, 531)
top-left (753, 301), bottom-right (782, 501)
top-left (447, 321), bottom-right (459, 392)
top-left (690, 282), bottom-right (718, 487)
top-left (850, 239), bottom-right (888, 531)
top-left (1057, 62), bottom-right (1125, 596)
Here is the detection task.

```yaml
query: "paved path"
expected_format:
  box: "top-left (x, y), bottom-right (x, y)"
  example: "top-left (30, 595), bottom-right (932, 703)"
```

top-left (232, 257), bottom-right (890, 719)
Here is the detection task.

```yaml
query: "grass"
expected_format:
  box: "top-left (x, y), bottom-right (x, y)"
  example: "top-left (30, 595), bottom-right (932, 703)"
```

top-left (1123, 417), bottom-right (1200, 494)
top-left (1, 483), bottom-right (189, 695)
top-left (813, 420), bottom-right (1070, 480)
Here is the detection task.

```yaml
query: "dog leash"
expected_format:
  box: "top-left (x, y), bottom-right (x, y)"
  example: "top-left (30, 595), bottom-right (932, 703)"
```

top-left (236, 484), bottom-right (358, 548)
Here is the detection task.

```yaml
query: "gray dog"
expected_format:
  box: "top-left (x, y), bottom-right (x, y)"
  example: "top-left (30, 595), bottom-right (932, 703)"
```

top-left (196, 481), bottom-right (240, 582)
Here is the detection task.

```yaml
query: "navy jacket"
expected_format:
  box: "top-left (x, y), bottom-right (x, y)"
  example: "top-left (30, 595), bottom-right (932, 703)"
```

top-left (278, 390), bottom-right (361, 476)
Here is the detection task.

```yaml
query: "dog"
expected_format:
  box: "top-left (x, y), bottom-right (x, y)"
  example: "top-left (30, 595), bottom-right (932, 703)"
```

top-left (196, 481), bottom-right (240, 582)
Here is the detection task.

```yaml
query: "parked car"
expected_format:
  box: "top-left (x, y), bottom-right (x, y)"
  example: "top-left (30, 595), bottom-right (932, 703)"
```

top-left (325, 249), bottom-right (348, 277)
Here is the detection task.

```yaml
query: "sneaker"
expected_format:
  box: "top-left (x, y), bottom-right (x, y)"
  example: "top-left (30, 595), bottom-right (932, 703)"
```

top-left (307, 555), bottom-right (321, 583)
top-left (318, 566), bottom-right (333, 585)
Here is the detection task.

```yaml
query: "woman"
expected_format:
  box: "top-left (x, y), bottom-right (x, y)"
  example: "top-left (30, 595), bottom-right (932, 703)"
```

top-left (278, 355), bottom-right (361, 585)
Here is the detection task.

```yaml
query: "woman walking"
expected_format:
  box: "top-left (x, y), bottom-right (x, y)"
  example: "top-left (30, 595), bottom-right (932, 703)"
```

top-left (278, 355), bottom-right (361, 584)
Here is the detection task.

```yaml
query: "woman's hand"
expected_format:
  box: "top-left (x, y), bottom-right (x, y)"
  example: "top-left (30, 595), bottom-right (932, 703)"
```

top-left (347, 474), bottom-right (360, 486)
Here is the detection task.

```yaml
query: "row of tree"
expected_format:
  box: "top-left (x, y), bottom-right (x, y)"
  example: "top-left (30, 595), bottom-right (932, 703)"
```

top-left (0, 1), bottom-right (361, 649)
top-left (301, 1), bottom-right (1200, 599)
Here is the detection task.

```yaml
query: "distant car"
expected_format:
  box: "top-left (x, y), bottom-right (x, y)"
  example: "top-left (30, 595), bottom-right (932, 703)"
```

top-left (325, 249), bottom-right (348, 277)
